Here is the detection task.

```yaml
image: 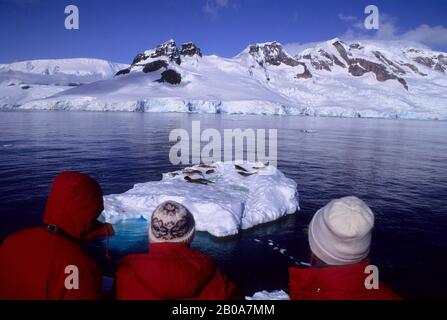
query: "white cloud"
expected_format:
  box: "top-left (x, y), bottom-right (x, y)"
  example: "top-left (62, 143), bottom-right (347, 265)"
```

top-left (283, 41), bottom-right (322, 56)
top-left (283, 13), bottom-right (447, 55)
top-left (401, 24), bottom-right (447, 48)
top-left (203, 0), bottom-right (230, 17)
top-left (340, 13), bottom-right (447, 50)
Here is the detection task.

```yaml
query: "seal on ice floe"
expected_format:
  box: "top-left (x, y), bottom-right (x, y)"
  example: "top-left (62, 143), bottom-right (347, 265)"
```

top-left (184, 176), bottom-right (214, 185)
top-left (237, 171), bottom-right (256, 177)
top-left (183, 168), bottom-right (204, 176)
top-left (235, 164), bottom-right (248, 172)
top-left (198, 164), bottom-right (216, 169)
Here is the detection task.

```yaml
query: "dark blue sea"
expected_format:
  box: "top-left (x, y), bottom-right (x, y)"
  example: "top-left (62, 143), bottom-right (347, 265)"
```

top-left (0, 111), bottom-right (446, 299)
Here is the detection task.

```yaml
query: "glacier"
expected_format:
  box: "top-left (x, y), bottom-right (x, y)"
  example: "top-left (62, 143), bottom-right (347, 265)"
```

top-left (101, 162), bottom-right (299, 238)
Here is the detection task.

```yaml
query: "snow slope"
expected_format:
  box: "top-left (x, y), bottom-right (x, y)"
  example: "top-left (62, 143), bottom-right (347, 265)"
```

top-left (0, 58), bottom-right (127, 108)
top-left (101, 162), bottom-right (299, 237)
top-left (3, 39), bottom-right (447, 119)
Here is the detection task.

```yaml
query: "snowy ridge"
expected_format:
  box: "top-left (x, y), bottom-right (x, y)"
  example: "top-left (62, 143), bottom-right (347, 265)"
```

top-left (0, 58), bottom-right (128, 108)
top-left (0, 58), bottom-right (127, 77)
top-left (2, 39), bottom-right (447, 120)
top-left (101, 162), bottom-right (299, 237)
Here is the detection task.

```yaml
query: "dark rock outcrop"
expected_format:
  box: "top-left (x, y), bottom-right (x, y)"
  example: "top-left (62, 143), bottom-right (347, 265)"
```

top-left (333, 40), bottom-right (408, 90)
top-left (143, 60), bottom-right (168, 73)
top-left (132, 53), bottom-right (148, 65)
top-left (150, 40), bottom-right (181, 65)
top-left (155, 69), bottom-right (182, 85)
top-left (180, 43), bottom-right (202, 57)
top-left (332, 40), bottom-right (351, 63)
top-left (130, 40), bottom-right (202, 69)
top-left (300, 49), bottom-right (346, 71)
top-left (373, 51), bottom-right (406, 75)
top-left (414, 56), bottom-right (435, 68)
top-left (400, 63), bottom-right (427, 76)
top-left (115, 68), bottom-right (131, 76)
top-left (295, 62), bottom-right (312, 79)
top-left (405, 50), bottom-right (446, 73)
top-left (320, 50), bottom-right (346, 68)
top-left (348, 64), bottom-right (367, 77)
top-left (350, 58), bottom-right (408, 90)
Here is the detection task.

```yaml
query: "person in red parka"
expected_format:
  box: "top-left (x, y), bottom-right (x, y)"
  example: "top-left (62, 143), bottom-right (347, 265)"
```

top-left (116, 200), bottom-right (240, 300)
top-left (289, 196), bottom-right (400, 300)
top-left (0, 171), bottom-right (114, 300)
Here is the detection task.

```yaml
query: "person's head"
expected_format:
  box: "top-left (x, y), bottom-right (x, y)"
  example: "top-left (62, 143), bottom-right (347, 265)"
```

top-left (149, 201), bottom-right (195, 245)
top-left (308, 196), bottom-right (374, 266)
top-left (43, 171), bottom-right (105, 240)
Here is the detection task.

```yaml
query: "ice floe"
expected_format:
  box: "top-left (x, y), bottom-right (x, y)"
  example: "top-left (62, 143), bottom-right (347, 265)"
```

top-left (101, 162), bottom-right (299, 237)
top-left (245, 290), bottom-right (290, 300)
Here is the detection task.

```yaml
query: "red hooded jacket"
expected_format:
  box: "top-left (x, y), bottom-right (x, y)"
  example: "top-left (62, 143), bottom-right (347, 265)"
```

top-left (116, 243), bottom-right (240, 300)
top-left (289, 261), bottom-right (400, 300)
top-left (0, 172), bottom-right (113, 300)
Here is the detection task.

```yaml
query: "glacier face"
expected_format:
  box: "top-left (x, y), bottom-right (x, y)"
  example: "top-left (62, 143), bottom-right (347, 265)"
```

top-left (101, 162), bottom-right (299, 238)
top-left (2, 39), bottom-right (447, 120)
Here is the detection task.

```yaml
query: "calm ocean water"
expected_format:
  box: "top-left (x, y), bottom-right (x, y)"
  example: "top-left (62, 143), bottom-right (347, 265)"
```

top-left (0, 111), bottom-right (446, 299)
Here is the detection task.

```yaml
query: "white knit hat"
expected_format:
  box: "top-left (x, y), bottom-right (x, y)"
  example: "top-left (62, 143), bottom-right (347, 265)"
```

top-left (308, 196), bottom-right (375, 266)
top-left (149, 201), bottom-right (195, 244)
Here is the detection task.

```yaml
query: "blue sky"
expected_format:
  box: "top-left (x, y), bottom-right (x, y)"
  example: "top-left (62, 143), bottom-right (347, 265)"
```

top-left (1, 0), bottom-right (446, 63)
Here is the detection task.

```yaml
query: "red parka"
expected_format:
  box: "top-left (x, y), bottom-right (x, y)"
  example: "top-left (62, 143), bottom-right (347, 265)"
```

top-left (116, 243), bottom-right (240, 300)
top-left (289, 261), bottom-right (400, 300)
top-left (0, 172), bottom-right (113, 300)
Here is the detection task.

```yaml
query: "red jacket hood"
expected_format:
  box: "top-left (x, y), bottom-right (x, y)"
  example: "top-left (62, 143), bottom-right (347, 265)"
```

top-left (43, 171), bottom-right (111, 240)
top-left (289, 261), bottom-right (400, 300)
top-left (118, 243), bottom-right (217, 299)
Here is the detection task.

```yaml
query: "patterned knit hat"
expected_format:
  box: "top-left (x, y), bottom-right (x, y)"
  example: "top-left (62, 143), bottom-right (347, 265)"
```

top-left (149, 201), bottom-right (196, 244)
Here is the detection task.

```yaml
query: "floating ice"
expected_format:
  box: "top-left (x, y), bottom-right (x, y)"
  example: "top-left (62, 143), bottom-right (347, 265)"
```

top-left (101, 161), bottom-right (299, 237)
top-left (245, 290), bottom-right (290, 300)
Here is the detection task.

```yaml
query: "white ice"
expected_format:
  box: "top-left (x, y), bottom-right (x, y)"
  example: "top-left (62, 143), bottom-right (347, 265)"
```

top-left (245, 290), bottom-right (290, 300)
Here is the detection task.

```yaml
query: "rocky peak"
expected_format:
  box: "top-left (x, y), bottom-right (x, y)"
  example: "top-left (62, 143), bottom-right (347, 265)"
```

top-left (149, 39), bottom-right (180, 63)
top-left (180, 42), bottom-right (202, 57)
top-left (296, 48), bottom-right (346, 71)
top-left (247, 42), bottom-right (299, 67)
top-left (130, 40), bottom-right (202, 67)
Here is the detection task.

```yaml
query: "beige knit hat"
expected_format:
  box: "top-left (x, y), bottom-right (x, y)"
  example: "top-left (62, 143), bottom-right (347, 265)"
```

top-left (149, 201), bottom-right (195, 244)
top-left (308, 196), bottom-right (375, 266)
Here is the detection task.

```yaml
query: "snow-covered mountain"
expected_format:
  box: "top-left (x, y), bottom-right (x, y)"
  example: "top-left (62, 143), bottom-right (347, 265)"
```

top-left (0, 58), bottom-right (127, 77)
top-left (0, 58), bottom-right (128, 107)
top-left (3, 39), bottom-right (447, 120)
